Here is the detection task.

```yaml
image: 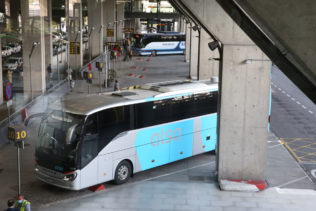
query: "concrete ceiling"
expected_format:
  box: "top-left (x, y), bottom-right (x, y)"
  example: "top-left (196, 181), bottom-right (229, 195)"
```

top-left (170, 0), bottom-right (316, 103)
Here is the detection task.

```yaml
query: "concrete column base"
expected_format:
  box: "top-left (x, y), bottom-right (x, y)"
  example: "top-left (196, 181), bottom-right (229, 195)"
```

top-left (219, 179), bottom-right (267, 192)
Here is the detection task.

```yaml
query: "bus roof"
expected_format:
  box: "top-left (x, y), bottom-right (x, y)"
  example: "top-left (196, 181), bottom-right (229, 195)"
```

top-left (59, 80), bottom-right (218, 116)
top-left (135, 32), bottom-right (185, 36)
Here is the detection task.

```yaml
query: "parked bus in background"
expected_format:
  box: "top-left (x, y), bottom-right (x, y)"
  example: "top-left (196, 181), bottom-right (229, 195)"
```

top-left (35, 80), bottom-right (218, 190)
top-left (133, 33), bottom-right (185, 56)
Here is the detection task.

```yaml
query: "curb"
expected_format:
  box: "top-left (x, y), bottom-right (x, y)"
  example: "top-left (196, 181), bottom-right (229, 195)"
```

top-left (219, 179), bottom-right (266, 192)
top-left (121, 85), bottom-right (141, 90)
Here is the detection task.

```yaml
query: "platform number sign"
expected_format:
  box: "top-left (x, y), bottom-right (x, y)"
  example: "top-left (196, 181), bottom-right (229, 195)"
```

top-left (70, 42), bottom-right (81, 55)
top-left (8, 125), bottom-right (27, 142)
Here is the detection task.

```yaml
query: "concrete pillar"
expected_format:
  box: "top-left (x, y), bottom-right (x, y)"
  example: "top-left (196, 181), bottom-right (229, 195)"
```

top-left (198, 29), bottom-right (219, 80)
top-left (21, 0), bottom-right (47, 99)
top-left (176, 17), bottom-right (185, 33)
top-left (116, 2), bottom-right (125, 40)
top-left (88, 0), bottom-right (103, 59)
top-left (180, 0), bottom-right (272, 189)
top-left (5, 0), bottom-right (11, 31)
top-left (189, 25), bottom-right (199, 80)
top-left (10, 0), bottom-right (20, 31)
top-left (66, 0), bottom-right (83, 72)
top-left (103, 0), bottom-right (116, 42)
top-left (174, 19), bottom-right (179, 32)
top-left (0, 41), bottom-right (3, 105)
top-left (184, 21), bottom-right (190, 62)
top-left (134, 18), bottom-right (141, 33)
top-left (45, 0), bottom-right (52, 79)
top-left (218, 45), bottom-right (271, 181)
top-left (180, 18), bottom-right (186, 33)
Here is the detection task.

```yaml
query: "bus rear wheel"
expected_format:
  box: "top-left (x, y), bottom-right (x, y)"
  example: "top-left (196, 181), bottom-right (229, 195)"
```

top-left (114, 160), bottom-right (132, 185)
top-left (151, 50), bottom-right (157, 56)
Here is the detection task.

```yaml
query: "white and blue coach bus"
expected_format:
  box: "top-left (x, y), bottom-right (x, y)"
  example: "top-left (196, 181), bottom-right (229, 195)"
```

top-left (133, 33), bottom-right (185, 56)
top-left (35, 81), bottom-right (218, 190)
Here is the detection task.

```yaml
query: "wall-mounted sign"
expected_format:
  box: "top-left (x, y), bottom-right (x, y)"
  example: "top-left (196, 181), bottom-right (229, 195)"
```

top-left (107, 29), bottom-right (114, 37)
top-left (69, 41), bottom-right (81, 55)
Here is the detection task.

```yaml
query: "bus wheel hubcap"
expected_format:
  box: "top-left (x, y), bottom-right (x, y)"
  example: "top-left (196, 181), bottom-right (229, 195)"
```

top-left (118, 165), bottom-right (128, 180)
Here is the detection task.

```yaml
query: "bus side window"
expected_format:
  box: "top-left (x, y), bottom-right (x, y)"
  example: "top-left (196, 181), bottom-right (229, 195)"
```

top-left (84, 115), bottom-right (98, 135)
top-left (98, 106), bottom-right (130, 150)
top-left (81, 114), bottom-right (98, 168)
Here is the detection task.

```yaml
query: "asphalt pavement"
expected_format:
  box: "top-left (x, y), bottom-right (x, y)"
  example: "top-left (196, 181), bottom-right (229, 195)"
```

top-left (270, 64), bottom-right (316, 185)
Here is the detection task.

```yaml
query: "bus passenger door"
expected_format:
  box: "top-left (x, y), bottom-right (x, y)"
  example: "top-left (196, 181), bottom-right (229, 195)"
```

top-left (80, 115), bottom-right (99, 188)
top-left (97, 154), bottom-right (112, 183)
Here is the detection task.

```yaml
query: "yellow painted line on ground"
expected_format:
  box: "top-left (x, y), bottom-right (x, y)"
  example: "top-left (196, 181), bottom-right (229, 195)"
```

top-left (280, 138), bottom-right (285, 145)
top-left (294, 149), bottom-right (316, 156)
top-left (300, 158), bottom-right (316, 163)
top-left (280, 138), bottom-right (316, 163)
top-left (286, 138), bottom-right (305, 144)
top-left (283, 142), bottom-right (302, 163)
top-left (292, 142), bottom-right (316, 151)
top-left (298, 151), bottom-right (316, 159)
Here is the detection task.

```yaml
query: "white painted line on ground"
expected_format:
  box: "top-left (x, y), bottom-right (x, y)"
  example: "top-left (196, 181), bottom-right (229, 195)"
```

top-left (278, 142), bottom-right (315, 184)
top-left (302, 105), bottom-right (307, 109)
top-left (268, 144), bottom-right (282, 149)
top-left (286, 94), bottom-right (291, 97)
top-left (296, 101), bottom-right (301, 105)
top-left (278, 88), bottom-right (282, 91)
top-left (282, 91), bottom-right (286, 94)
top-left (143, 161), bottom-right (216, 182)
top-left (291, 98), bottom-right (296, 101)
top-left (276, 176), bottom-right (309, 188)
top-left (276, 187), bottom-right (316, 195)
top-left (309, 110), bottom-right (314, 114)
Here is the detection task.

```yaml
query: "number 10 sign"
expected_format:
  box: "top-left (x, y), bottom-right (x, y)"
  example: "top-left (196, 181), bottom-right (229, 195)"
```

top-left (8, 125), bottom-right (27, 142)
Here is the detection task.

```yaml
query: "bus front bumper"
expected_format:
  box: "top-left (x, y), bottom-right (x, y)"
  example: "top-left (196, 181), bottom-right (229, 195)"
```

top-left (35, 166), bottom-right (81, 190)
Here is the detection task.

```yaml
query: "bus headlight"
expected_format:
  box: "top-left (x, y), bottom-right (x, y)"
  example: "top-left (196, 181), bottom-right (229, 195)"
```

top-left (63, 172), bottom-right (77, 181)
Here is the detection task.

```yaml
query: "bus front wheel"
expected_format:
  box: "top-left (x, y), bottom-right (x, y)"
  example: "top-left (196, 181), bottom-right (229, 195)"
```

top-left (151, 50), bottom-right (157, 56)
top-left (114, 160), bottom-right (132, 185)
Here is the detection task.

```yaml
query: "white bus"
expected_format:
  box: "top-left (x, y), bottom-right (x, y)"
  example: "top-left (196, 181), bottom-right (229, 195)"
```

top-left (35, 81), bottom-right (218, 190)
top-left (133, 33), bottom-right (185, 56)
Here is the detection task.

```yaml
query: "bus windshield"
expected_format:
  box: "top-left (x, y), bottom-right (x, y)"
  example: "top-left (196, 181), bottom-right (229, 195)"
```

top-left (36, 110), bottom-right (85, 172)
top-left (133, 34), bottom-right (145, 48)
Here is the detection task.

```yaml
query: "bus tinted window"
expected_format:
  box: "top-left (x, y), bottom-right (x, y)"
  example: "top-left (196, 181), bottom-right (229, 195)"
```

top-left (135, 102), bottom-right (155, 128)
top-left (135, 92), bottom-right (218, 129)
top-left (98, 106), bottom-right (131, 150)
top-left (81, 114), bottom-right (98, 168)
top-left (194, 93), bottom-right (218, 116)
